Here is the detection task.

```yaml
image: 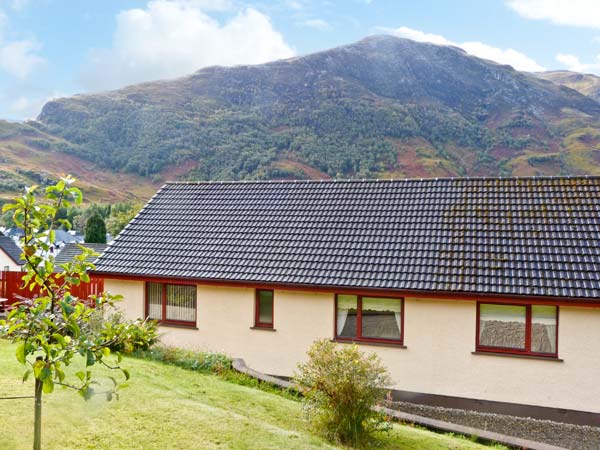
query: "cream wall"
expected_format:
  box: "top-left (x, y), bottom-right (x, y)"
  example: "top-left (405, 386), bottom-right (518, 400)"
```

top-left (0, 249), bottom-right (21, 271)
top-left (105, 279), bottom-right (600, 414)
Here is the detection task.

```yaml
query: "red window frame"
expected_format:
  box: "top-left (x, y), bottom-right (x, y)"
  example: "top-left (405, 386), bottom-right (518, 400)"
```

top-left (254, 289), bottom-right (274, 329)
top-left (476, 302), bottom-right (559, 358)
top-left (145, 281), bottom-right (197, 327)
top-left (334, 294), bottom-right (404, 345)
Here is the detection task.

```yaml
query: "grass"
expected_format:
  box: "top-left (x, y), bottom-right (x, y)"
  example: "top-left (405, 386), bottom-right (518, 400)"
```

top-left (0, 340), bottom-right (506, 450)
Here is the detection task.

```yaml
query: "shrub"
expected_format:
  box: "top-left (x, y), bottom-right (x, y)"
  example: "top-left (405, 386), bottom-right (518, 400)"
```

top-left (294, 339), bottom-right (392, 446)
top-left (89, 310), bottom-right (160, 354)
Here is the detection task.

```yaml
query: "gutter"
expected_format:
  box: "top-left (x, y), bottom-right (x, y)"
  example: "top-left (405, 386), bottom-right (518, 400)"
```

top-left (94, 271), bottom-right (600, 307)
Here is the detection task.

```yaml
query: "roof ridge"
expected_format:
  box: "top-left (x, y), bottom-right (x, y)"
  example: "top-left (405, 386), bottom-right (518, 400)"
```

top-left (163, 175), bottom-right (600, 186)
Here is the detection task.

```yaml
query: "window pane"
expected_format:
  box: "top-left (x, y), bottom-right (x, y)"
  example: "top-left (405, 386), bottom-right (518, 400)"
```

top-left (166, 284), bottom-right (196, 323)
top-left (361, 297), bottom-right (402, 340)
top-left (147, 282), bottom-right (162, 320)
top-left (479, 304), bottom-right (526, 350)
top-left (532, 306), bottom-right (557, 354)
top-left (337, 295), bottom-right (357, 338)
top-left (258, 290), bottom-right (273, 324)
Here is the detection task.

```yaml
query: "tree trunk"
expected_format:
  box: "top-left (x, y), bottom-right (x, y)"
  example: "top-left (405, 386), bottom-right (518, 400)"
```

top-left (33, 358), bottom-right (43, 450)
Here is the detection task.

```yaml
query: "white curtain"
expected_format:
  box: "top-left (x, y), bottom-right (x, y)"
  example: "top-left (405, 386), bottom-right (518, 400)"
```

top-left (394, 311), bottom-right (401, 334)
top-left (337, 295), bottom-right (357, 334)
top-left (545, 325), bottom-right (557, 353)
top-left (337, 308), bottom-right (349, 334)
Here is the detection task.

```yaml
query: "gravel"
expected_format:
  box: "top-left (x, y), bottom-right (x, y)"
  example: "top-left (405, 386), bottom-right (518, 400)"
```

top-left (389, 401), bottom-right (600, 450)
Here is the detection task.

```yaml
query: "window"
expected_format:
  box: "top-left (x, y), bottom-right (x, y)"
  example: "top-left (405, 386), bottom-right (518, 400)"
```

top-left (146, 282), bottom-right (197, 326)
top-left (255, 289), bottom-right (274, 328)
top-left (477, 303), bottom-right (558, 357)
top-left (335, 294), bottom-right (403, 344)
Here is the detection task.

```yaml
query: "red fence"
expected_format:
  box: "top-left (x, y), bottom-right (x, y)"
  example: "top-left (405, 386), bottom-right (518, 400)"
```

top-left (0, 271), bottom-right (104, 308)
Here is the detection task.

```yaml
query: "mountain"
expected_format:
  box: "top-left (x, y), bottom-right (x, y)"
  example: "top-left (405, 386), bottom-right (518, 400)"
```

top-left (0, 120), bottom-right (158, 204)
top-left (536, 70), bottom-right (600, 103)
top-left (5, 35), bottom-right (600, 201)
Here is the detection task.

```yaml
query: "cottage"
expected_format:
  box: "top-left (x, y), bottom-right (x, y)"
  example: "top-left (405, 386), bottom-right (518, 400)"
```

top-left (0, 232), bottom-right (24, 271)
top-left (92, 177), bottom-right (600, 425)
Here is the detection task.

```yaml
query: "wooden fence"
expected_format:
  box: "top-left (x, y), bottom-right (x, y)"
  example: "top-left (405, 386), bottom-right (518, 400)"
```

top-left (0, 271), bottom-right (104, 309)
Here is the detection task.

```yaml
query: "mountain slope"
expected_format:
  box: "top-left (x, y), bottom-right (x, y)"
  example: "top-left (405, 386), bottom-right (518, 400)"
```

top-left (0, 120), bottom-right (159, 203)
top-left (536, 71), bottom-right (600, 103)
top-left (31, 36), bottom-right (600, 181)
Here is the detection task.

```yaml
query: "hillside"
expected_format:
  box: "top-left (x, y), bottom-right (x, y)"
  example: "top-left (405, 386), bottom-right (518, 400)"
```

top-left (6, 35), bottom-right (600, 192)
top-left (35, 36), bottom-right (600, 181)
top-left (536, 71), bottom-right (600, 103)
top-left (0, 120), bottom-right (158, 203)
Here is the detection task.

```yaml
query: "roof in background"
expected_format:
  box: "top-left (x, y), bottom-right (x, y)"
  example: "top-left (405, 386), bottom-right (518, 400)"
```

top-left (54, 243), bottom-right (108, 269)
top-left (93, 177), bottom-right (600, 300)
top-left (0, 233), bottom-right (25, 265)
top-left (54, 230), bottom-right (84, 245)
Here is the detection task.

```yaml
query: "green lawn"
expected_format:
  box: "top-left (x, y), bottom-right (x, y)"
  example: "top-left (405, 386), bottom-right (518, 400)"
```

top-left (0, 340), bottom-right (503, 450)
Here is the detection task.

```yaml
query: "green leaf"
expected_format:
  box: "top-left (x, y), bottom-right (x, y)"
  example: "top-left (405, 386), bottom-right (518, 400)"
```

top-left (55, 367), bottom-right (65, 383)
top-left (121, 368), bottom-right (130, 381)
top-left (22, 369), bottom-right (32, 383)
top-left (86, 350), bottom-right (95, 367)
top-left (75, 371), bottom-right (85, 382)
top-left (15, 342), bottom-right (26, 365)
top-left (80, 386), bottom-right (94, 401)
top-left (40, 366), bottom-right (52, 381)
top-left (43, 377), bottom-right (54, 394)
top-left (52, 333), bottom-right (66, 348)
top-left (102, 347), bottom-right (110, 358)
top-left (33, 359), bottom-right (44, 378)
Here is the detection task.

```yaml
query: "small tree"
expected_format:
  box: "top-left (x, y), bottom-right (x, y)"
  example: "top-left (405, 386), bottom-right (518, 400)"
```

top-left (106, 203), bottom-right (141, 237)
top-left (0, 176), bottom-right (157, 450)
top-left (85, 213), bottom-right (107, 243)
top-left (295, 339), bottom-right (391, 446)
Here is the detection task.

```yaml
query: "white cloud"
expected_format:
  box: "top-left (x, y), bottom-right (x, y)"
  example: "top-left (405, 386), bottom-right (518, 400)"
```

top-left (6, 91), bottom-right (63, 120)
top-left (385, 26), bottom-right (546, 72)
top-left (81, 0), bottom-right (295, 91)
top-left (301, 18), bottom-right (331, 31)
top-left (0, 5), bottom-right (45, 80)
top-left (285, 0), bottom-right (303, 10)
top-left (390, 26), bottom-right (452, 46)
top-left (507, 0), bottom-right (600, 28)
top-left (460, 41), bottom-right (545, 72)
top-left (0, 38), bottom-right (45, 79)
top-left (556, 53), bottom-right (600, 74)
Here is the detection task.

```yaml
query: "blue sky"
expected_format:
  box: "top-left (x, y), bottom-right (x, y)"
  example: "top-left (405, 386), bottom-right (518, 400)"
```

top-left (1, 0), bottom-right (600, 120)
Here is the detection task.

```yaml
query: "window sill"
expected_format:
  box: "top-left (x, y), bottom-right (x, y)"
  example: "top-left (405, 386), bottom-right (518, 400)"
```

top-left (158, 322), bottom-right (198, 330)
top-left (472, 351), bottom-right (563, 362)
top-left (333, 339), bottom-right (406, 349)
top-left (250, 326), bottom-right (276, 332)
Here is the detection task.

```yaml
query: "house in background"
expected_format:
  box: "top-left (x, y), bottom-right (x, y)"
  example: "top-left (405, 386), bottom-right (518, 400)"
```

top-left (54, 242), bottom-right (108, 271)
top-left (53, 230), bottom-right (84, 250)
top-left (92, 177), bottom-right (600, 426)
top-left (0, 232), bottom-right (24, 271)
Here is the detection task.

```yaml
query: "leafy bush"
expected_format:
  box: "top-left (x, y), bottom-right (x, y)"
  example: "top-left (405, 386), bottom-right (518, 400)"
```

top-left (294, 339), bottom-right (392, 446)
top-left (89, 310), bottom-right (160, 354)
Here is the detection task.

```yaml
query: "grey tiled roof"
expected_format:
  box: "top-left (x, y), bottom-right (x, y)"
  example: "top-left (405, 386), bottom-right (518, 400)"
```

top-left (0, 234), bottom-right (24, 265)
top-left (93, 177), bottom-right (600, 300)
top-left (54, 243), bottom-right (108, 269)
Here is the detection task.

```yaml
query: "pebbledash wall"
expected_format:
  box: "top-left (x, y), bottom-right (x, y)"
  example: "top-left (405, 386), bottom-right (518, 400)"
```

top-left (106, 279), bottom-right (600, 415)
